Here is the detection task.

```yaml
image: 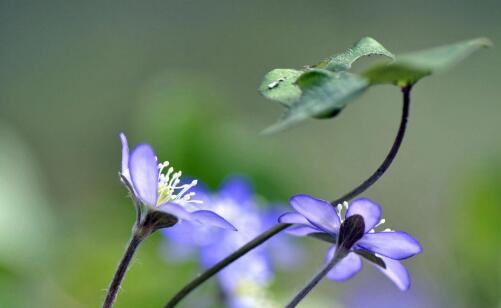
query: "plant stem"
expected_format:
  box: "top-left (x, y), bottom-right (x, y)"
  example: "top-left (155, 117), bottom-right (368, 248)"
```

top-left (164, 223), bottom-right (291, 308)
top-left (164, 86), bottom-right (414, 307)
top-left (332, 84), bottom-right (413, 205)
top-left (286, 253), bottom-right (344, 308)
top-left (103, 233), bottom-right (143, 308)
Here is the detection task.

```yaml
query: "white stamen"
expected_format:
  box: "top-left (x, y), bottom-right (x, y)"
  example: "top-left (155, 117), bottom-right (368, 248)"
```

top-left (335, 203), bottom-right (344, 221)
top-left (369, 218), bottom-right (394, 233)
top-left (156, 161), bottom-right (202, 206)
top-left (336, 201), bottom-right (351, 222)
top-left (375, 218), bottom-right (386, 228)
top-left (174, 180), bottom-right (198, 200)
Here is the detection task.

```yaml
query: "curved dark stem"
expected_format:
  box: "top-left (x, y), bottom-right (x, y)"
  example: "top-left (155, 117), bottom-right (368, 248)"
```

top-left (286, 253), bottom-right (343, 308)
top-left (164, 223), bottom-right (291, 308)
top-left (164, 86), bottom-right (413, 307)
top-left (103, 234), bottom-right (143, 308)
top-left (332, 84), bottom-right (412, 205)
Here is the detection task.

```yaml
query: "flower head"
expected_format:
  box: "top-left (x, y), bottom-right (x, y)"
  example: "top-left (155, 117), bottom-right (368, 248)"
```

top-left (163, 176), bottom-right (296, 307)
top-left (119, 133), bottom-right (236, 231)
top-left (279, 195), bottom-right (422, 290)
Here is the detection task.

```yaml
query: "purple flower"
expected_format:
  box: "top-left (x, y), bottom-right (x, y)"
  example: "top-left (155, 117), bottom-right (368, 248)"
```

top-left (342, 276), bottom-right (443, 308)
top-left (279, 195), bottom-right (422, 291)
top-left (119, 133), bottom-right (236, 231)
top-left (163, 176), bottom-right (296, 307)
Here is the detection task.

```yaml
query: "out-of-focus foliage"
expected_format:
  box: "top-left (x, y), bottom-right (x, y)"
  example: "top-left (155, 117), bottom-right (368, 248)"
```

top-left (0, 125), bottom-right (53, 270)
top-left (132, 72), bottom-right (302, 199)
top-left (449, 160), bottom-right (501, 307)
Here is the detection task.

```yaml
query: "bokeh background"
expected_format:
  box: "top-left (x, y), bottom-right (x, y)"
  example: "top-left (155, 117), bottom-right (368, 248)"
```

top-left (1, 0), bottom-right (500, 307)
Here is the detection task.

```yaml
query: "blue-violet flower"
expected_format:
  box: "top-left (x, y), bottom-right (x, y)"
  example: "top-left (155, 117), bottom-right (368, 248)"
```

top-left (120, 133), bottom-right (236, 231)
top-left (279, 195), bottom-right (422, 290)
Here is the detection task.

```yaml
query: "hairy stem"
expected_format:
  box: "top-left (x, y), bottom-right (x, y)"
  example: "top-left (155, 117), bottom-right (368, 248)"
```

top-left (120, 173), bottom-right (142, 227)
top-left (332, 84), bottom-right (412, 205)
top-left (103, 233), bottom-right (143, 308)
top-left (286, 253), bottom-right (344, 308)
top-left (164, 86), bottom-right (413, 307)
top-left (164, 223), bottom-right (291, 308)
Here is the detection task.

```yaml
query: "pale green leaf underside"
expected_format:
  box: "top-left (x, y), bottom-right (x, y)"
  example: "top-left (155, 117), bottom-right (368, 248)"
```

top-left (263, 70), bottom-right (368, 134)
top-left (364, 37), bottom-right (492, 85)
top-left (323, 37), bottom-right (395, 71)
top-left (258, 68), bottom-right (303, 106)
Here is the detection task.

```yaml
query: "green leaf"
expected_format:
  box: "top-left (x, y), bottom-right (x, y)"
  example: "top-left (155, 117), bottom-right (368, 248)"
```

top-left (258, 37), bottom-right (490, 133)
top-left (263, 70), bottom-right (368, 134)
top-left (322, 37), bottom-right (394, 71)
top-left (258, 68), bottom-right (303, 106)
top-left (364, 37), bottom-right (492, 86)
top-left (258, 37), bottom-right (393, 107)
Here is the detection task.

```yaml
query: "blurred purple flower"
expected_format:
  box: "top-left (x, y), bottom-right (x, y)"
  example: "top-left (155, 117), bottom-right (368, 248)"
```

top-left (119, 133), bottom-right (236, 231)
top-left (162, 176), bottom-right (300, 307)
top-left (279, 195), bottom-right (422, 290)
top-left (342, 275), bottom-right (444, 308)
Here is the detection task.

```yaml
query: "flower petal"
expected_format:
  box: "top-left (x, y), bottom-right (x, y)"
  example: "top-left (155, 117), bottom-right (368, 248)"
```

top-left (325, 246), bottom-right (362, 281)
top-left (285, 225), bottom-right (320, 236)
top-left (129, 144), bottom-right (159, 205)
top-left (158, 202), bottom-right (193, 220)
top-left (289, 194), bottom-right (341, 234)
top-left (218, 176), bottom-right (254, 204)
top-left (159, 203), bottom-right (237, 231)
top-left (189, 210), bottom-right (237, 231)
top-left (357, 231), bottom-right (422, 260)
top-left (372, 254), bottom-right (411, 291)
top-left (278, 212), bottom-right (312, 225)
top-left (119, 133), bottom-right (129, 174)
top-left (346, 198), bottom-right (382, 233)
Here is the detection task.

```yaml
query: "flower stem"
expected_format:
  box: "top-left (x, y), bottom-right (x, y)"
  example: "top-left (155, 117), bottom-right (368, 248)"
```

top-left (286, 252), bottom-right (344, 308)
top-left (287, 215), bottom-right (365, 307)
top-left (103, 233), bottom-right (143, 308)
top-left (164, 86), bottom-right (414, 307)
top-left (331, 84), bottom-right (413, 205)
top-left (164, 223), bottom-right (291, 308)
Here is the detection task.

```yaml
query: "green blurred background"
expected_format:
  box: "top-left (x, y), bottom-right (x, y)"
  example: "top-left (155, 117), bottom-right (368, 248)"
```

top-left (0, 0), bottom-right (499, 307)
